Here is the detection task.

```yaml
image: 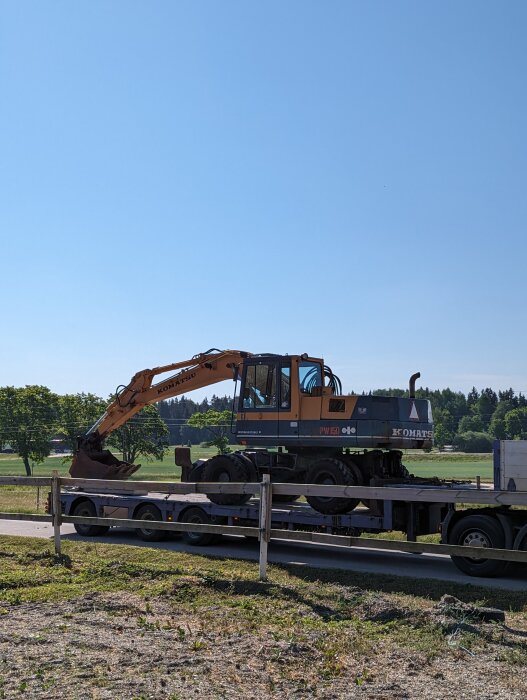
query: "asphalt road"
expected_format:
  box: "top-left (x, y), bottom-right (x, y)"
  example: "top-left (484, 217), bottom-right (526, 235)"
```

top-left (0, 519), bottom-right (526, 592)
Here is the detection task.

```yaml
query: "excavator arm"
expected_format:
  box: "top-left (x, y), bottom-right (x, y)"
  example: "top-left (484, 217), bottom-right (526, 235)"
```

top-left (70, 349), bottom-right (250, 480)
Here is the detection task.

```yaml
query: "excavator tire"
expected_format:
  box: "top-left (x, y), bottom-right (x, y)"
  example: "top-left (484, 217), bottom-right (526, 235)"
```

top-left (341, 455), bottom-right (380, 512)
top-left (305, 458), bottom-right (360, 515)
top-left (202, 454), bottom-right (252, 506)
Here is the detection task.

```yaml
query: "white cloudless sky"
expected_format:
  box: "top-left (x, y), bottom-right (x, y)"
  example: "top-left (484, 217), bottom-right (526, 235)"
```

top-left (1, 1), bottom-right (526, 401)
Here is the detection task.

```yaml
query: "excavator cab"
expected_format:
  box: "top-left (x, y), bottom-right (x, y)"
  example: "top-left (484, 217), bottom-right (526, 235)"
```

top-left (235, 354), bottom-right (433, 452)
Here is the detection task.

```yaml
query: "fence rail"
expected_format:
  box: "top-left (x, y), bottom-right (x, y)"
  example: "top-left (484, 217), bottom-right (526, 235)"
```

top-left (1, 472), bottom-right (527, 580)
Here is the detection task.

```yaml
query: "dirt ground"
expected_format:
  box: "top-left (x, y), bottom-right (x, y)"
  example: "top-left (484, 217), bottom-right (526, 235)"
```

top-left (0, 591), bottom-right (525, 700)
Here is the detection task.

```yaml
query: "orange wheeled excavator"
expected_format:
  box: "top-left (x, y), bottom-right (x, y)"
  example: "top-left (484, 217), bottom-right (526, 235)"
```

top-left (71, 348), bottom-right (434, 514)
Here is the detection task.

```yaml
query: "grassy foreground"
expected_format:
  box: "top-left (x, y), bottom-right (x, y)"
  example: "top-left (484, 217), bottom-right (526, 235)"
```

top-left (0, 536), bottom-right (526, 699)
top-left (0, 535), bottom-right (524, 610)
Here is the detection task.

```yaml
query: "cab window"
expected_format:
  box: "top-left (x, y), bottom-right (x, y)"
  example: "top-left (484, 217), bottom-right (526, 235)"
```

top-left (242, 364), bottom-right (277, 409)
top-left (299, 361), bottom-right (323, 394)
top-left (280, 366), bottom-right (291, 408)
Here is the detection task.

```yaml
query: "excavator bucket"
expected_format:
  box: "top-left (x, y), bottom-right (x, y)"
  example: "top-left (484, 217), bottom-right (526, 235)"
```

top-left (69, 449), bottom-right (141, 480)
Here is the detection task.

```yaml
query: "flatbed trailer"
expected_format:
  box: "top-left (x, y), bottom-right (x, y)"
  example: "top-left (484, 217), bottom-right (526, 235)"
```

top-left (56, 440), bottom-right (527, 579)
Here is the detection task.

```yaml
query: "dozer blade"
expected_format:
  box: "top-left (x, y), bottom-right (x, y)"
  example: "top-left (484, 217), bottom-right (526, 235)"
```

top-left (69, 449), bottom-right (141, 480)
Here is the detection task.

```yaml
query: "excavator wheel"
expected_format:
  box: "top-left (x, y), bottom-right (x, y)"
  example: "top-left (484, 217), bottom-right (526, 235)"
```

top-left (202, 454), bottom-right (253, 506)
top-left (305, 458), bottom-right (360, 515)
top-left (341, 456), bottom-right (380, 512)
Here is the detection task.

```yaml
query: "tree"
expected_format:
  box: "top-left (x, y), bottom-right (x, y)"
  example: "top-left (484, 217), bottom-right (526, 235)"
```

top-left (457, 414), bottom-right (484, 434)
top-left (58, 393), bottom-right (107, 453)
top-left (488, 401), bottom-right (514, 440)
top-left (467, 387), bottom-right (479, 410)
top-left (0, 386), bottom-right (60, 475)
top-left (106, 405), bottom-right (169, 464)
top-left (498, 388), bottom-right (517, 405)
top-left (504, 407), bottom-right (527, 440)
top-left (431, 407), bottom-right (455, 447)
top-left (187, 409), bottom-right (233, 454)
top-left (474, 388), bottom-right (498, 430)
top-left (434, 423), bottom-right (451, 450)
top-left (453, 431), bottom-right (492, 453)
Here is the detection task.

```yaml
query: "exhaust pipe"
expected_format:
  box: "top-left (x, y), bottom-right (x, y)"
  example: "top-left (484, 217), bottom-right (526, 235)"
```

top-left (409, 372), bottom-right (420, 399)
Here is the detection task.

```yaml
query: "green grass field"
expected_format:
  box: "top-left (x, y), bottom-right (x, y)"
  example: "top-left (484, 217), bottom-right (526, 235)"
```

top-left (404, 460), bottom-right (492, 480)
top-left (0, 447), bottom-right (493, 480)
top-left (0, 447), bottom-right (493, 515)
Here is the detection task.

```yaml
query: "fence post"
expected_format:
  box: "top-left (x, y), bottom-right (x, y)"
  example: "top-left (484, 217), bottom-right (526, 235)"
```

top-left (51, 470), bottom-right (62, 557)
top-left (258, 470), bottom-right (272, 581)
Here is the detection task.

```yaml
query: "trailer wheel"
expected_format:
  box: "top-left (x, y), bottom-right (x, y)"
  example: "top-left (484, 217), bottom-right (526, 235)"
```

top-left (180, 506), bottom-right (223, 546)
top-left (449, 514), bottom-right (506, 577)
top-left (134, 504), bottom-right (166, 542)
top-left (203, 455), bottom-right (252, 506)
top-left (305, 458), bottom-right (360, 515)
top-left (72, 500), bottom-right (110, 537)
top-left (507, 526), bottom-right (527, 573)
top-left (514, 525), bottom-right (527, 561)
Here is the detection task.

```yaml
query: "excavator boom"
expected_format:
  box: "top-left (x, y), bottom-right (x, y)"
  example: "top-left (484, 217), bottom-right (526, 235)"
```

top-left (70, 349), bottom-right (250, 480)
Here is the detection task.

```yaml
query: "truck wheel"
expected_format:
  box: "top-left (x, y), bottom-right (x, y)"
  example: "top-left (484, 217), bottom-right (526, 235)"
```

top-left (134, 504), bottom-right (166, 542)
top-left (72, 500), bottom-right (110, 537)
top-left (180, 506), bottom-right (224, 546)
top-left (449, 514), bottom-right (506, 577)
top-left (202, 454), bottom-right (252, 506)
top-left (305, 458), bottom-right (360, 515)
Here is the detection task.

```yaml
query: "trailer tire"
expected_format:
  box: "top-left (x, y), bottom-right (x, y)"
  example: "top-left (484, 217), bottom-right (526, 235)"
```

top-left (514, 526), bottom-right (527, 553)
top-left (134, 504), bottom-right (166, 542)
top-left (203, 454), bottom-right (252, 506)
top-left (305, 458), bottom-right (360, 514)
top-left (72, 500), bottom-right (110, 537)
top-left (180, 506), bottom-right (224, 546)
top-left (449, 514), bottom-right (506, 577)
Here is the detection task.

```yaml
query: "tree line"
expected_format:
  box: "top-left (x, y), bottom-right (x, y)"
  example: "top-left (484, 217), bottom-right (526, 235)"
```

top-left (2, 383), bottom-right (527, 476)
top-left (159, 388), bottom-right (527, 452)
top-left (373, 386), bottom-right (527, 451)
top-left (157, 395), bottom-right (233, 444)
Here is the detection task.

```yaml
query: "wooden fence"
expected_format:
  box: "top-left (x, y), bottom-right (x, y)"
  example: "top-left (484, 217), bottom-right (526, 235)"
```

top-left (1, 472), bottom-right (527, 581)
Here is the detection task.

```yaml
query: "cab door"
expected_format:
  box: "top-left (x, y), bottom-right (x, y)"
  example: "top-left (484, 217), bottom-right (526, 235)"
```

top-left (237, 360), bottom-right (279, 443)
top-left (278, 361), bottom-right (298, 441)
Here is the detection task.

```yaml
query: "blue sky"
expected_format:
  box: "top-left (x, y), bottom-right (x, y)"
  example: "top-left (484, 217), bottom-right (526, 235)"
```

top-left (1, 1), bottom-right (526, 401)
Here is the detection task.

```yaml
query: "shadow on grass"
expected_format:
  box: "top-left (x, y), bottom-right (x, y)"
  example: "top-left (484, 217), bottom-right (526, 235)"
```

top-left (270, 562), bottom-right (527, 612)
top-left (196, 577), bottom-right (350, 621)
top-left (7, 531), bottom-right (526, 613)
